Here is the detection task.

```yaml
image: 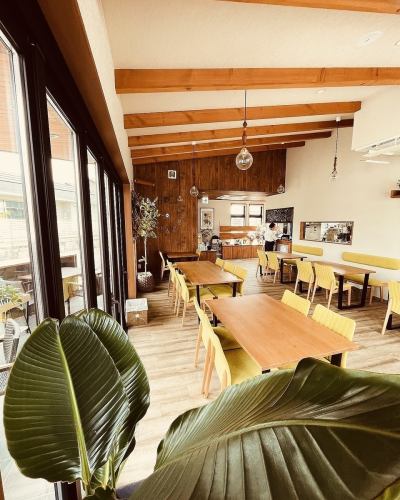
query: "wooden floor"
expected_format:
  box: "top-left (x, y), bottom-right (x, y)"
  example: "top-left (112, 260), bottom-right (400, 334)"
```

top-left (121, 258), bottom-right (400, 488)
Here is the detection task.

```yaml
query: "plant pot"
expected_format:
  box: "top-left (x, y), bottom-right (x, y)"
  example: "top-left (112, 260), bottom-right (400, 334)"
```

top-left (137, 272), bottom-right (155, 292)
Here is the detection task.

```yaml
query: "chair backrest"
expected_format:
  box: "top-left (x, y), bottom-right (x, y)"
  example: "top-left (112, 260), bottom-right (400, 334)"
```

top-left (159, 251), bottom-right (166, 268)
top-left (296, 260), bottom-right (314, 284)
top-left (224, 261), bottom-right (237, 274)
top-left (312, 304), bottom-right (356, 367)
top-left (314, 264), bottom-right (336, 290)
top-left (388, 281), bottom-right (400, 315)
top-left (281, 290), bottom-right (310, 316)
top-left (266, 252), bottom-right (279, 271)
top-left (215, 258), bottom-right (224, 269)
top-left (257, 249), bottom-right (268, 267)
top-left (167, 261), bottom-right (176, 282)
top-left (176, 273), bottom-right (190, 302)
top-left (234, 266), bottom-right (248, 295)
top-left (3, 319), bottom-right (21, 363)
top-left (207, 323), bottom-right (231, 387)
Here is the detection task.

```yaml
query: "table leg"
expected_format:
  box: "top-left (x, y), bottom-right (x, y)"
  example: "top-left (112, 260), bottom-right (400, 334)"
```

top-left (213, 314), bottom-right (218, 327)
top-left (330, 353), bottom-right (342, 367)
top-left (360, 274), bottom-right (370, 307)
top-left (232, 282), bottom-right (237, 297)
top-left (337, 276), bottom-right (344, 310)
top-left (262, 369), bottom-right (271, 374)
top-left (280, 258), bottom-right (284, 284)
top-left (196, 286), bottom-right (201, 323)
top-left (259, 264), bottom-right (263, 276)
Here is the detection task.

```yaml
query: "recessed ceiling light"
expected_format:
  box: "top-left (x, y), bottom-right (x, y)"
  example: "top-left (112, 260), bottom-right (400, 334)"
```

top-left (316, 89), bottom-right (326, 94)
top-left (357, 31), bottom-right (383, 47)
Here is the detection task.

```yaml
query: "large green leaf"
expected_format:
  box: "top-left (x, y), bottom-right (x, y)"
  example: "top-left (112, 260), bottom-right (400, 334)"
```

top-left (131, 359), bottom-right (400, 499)
top-left (76, 309), bottom-right (150, 482)
top-left (4, 316), bottom-right (129, 487)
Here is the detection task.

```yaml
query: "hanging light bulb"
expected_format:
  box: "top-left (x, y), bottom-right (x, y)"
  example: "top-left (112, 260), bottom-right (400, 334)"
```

top-left (190, 142), bottom-right (199, 197)
top-left (236, 90), bottom-right (253, 171)
top-left (330, 117), bottom-right (341, 182)
top-left (277, 184), bottom-right (285, 194)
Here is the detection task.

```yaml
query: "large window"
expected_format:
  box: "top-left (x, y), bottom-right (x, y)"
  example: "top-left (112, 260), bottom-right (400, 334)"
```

top-left (230, 204), bottom-right (246, 226)
top-left (47, 96), bottom-right (86, 315)
top-left (0, 31), bottom-right (52, 500)
top-left (248, 204), bottom-right (263, 226)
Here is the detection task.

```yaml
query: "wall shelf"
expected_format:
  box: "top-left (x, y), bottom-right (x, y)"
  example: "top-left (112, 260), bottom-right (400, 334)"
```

top-left (390, 190), bottom-right (400, 198)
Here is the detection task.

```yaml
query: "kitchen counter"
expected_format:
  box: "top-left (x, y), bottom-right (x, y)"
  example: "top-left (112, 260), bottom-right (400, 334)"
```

top-left (222, 245), bottom-right (263, 260)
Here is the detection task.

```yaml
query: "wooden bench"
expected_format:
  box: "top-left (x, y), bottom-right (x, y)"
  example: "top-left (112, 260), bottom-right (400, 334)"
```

top-left (342, 252), bottom-right (400, 304)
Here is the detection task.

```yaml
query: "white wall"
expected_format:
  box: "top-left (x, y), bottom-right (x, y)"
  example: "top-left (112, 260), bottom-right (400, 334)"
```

top-left (266, 128), bottom-right (400, 288)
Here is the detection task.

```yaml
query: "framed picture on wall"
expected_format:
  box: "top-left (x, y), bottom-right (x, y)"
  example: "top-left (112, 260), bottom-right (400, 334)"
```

top-left (200, 208), bottom-right (214, 230)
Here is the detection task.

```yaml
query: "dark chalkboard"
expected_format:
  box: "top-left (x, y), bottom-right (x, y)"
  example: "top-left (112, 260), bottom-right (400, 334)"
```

top-left (265, 207), bottom-right (294, 223)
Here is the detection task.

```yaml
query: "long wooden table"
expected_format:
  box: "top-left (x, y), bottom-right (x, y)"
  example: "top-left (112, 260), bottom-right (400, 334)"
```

top-left (311, 261), bottom-right (375, 310)
top-left (175, 261), bottom-right (242, 305)
top-left (272, 251), bottom-right (306, 284)
top-left (166, 251), bottom-right (198, 262)
top-left (206, 294), bottom-right (358, 372)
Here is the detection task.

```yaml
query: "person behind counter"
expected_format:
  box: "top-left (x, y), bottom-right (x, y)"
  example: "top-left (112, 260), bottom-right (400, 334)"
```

top-left (264, 222), bottom-right (279, 251)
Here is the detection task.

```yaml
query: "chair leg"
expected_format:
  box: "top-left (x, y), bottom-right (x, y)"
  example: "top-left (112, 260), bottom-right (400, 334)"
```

top-left (176, 296), bottom-right (181, 316)
top-left (167, 276), bottom-right (171, 296)
top-left (380, 286), bottom-right (384, 302)
top-left (273, 269), bottom-right (277, 283)
top-left (194, 326), bottom-right (201, 367)
top-left (306, 280), bottom-right (313, 301)
top-left (327, 289), bottom-right (333, 310)
top-left (181, 302), bottom-right (187, 326)
top-left (347, 286), bottom-right (352, 306)
top-left (381, 301), bottom-right (392, 335)
top-left (369, 286), bottom-right (374, 305)
top-left (160, 267), bottom-right (164, 281)
top-left (311, 282), bottom-right (317, 304)
top-left (294, 277), bottom-right (299, 295)
top-left (289, 266), bottom-right (292, 282)
top-left (204, 352), bottom-right (214, 398)
top-left (201, 348), bottom-right (210, 393)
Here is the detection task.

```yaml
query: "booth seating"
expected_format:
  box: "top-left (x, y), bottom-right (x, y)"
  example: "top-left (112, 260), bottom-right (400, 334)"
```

top-left (292, 244), bottom-right (323, 257)
top-left (342, 252), bottom-right (400, 304)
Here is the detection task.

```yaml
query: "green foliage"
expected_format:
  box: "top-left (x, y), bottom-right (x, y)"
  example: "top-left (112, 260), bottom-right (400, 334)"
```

top-left (0, 282), bottom-right (23, 305)
top-left (131, 358), bottom-right (400, 500)
top-left (4, 308), bottom-right (149, 497)
top-left (132, 193), bottom-right (159, 241)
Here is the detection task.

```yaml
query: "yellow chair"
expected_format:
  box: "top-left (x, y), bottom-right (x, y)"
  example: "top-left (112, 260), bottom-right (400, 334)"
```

top-left (224, 261), bottom-right (237, 274)
top-left (294, 260), bottom-right (314, 300)
top-left (176, 273), bottom-right (214, 326)
top-left (311, 264), bottom-right (352, 309)
top-left (215, 258), bottom-right (224, 269)
top-left (193, 298), bottom-right (239, 368)
top-left (281, 290), bottom-right (311, 316)
top-left (203, 321), bottom-right (260, 398)
top-left (173, 269), bottom-right (195, 316)
top-left (256, 249), bottom-right (268, 277)
top-left (208, 265), bottom-right (248, 298)
top-left (167, 260), bottom-right (177, 298)
top-left (312, 304), bottom-right (356, 368)
top-left (265, 252), bottom-right (280, 283)
top-left (381, 282), bottom-right (400, 335)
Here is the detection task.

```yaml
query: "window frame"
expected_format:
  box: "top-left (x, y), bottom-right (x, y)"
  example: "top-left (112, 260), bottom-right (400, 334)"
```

top-left (230, 203), bottom-right (246, 226)
top-left (248, 204), bottom-right (264, 226)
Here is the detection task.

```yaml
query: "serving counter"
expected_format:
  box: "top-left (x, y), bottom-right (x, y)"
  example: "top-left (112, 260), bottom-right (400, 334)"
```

top-left (222, 245), bottom-right (263, 260)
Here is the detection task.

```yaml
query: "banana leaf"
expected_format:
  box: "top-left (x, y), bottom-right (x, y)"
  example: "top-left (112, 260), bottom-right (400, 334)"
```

top-left (76, 309), bottom-right (150, 484)
top-left (131, 358), bottom-right (400, 499)
top-left (3, 315), bottom-right (129, 490)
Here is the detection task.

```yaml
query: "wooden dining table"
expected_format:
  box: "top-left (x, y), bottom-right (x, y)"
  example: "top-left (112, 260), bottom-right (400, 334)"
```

top-left (206, 294), bottom-right (358, 372)
top-left (310, 260), bottom-right (375, 310)
top-left (271, 251), bottom-right (306, 284)
top-left (175, 261), bottom-right (242, 305)
top-left (166, 251), bottom-right (199, 262)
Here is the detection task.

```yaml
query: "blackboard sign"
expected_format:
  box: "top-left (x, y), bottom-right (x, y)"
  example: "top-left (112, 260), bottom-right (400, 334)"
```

top-left (265, 207), bottom-right (294, 223)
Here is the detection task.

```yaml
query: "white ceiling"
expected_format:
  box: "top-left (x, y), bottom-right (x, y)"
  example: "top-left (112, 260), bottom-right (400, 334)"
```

top-left (101, 0), bottom-right (400, 146)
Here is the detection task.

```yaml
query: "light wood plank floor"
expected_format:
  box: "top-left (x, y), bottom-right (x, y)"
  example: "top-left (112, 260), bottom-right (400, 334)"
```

top-left (121, 258), bottom-right (400, 488)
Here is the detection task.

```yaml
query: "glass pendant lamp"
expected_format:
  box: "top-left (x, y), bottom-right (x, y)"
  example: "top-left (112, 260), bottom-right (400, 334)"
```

top-left (190, 142), bottom-right (199, 197)
top-left (330, 117), bottom-right (341, 182)
top-left (236, 90), bottom-right (253, 171)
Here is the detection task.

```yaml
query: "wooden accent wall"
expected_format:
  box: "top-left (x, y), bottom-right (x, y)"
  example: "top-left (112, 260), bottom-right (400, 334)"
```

top-left (134, 149), bottom-right (286, 277)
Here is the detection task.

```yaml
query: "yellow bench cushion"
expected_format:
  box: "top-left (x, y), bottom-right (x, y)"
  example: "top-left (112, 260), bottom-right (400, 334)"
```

top-left (214, 326), bottom-right (240, 350)
top-left (342, 252), bottom-right (400, 270)
top-left (292, 244), bottom-right (323, 256)
top-left (344, 274), bottom-right (386, 287)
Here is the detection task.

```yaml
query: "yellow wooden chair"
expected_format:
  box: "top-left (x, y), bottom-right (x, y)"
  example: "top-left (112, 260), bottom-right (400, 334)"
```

top-left (294, 260), bottom-right (314, 300)
top-left (265, 252), bottom-right (280, 283)
top-left (215, 258), bottom-right (224, 269)
top-left (224, 261), bottom-right (237, 275)
top-left (281, 289), bottom-right (311, 316)
top-left (312, 304), bottom-right (356, 368)
top-left (193, 298), bottom-right (239, 368)
top-left (208, 265), bottom-right (248, 298)
top-left (381, 281), bottom-right (400, 335)
top-left (203, 321), bottom-right (260, 398)
top-left (311, 263), bottom-right (352, 309)
top-left (176, 273), bottom-right (214, 326)
top-left (167, 260), bottom-right (177, 298)
top-left (173, 270), bottom-right (194, 315)
top-left (256, 249), bottom-right (268, 277)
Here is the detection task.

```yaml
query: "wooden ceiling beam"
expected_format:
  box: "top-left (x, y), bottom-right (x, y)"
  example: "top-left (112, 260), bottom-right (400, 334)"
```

top-left (116, 68), bottom-right (400, 93)
top-left (124, 101), bottom-right (360, 128)
top-left (131, 131), bottom-right (330, 158)
top-left (132, 141), bottom-right (305, 165)
top-left (128, 118), bottom-right (353, 147)
top-left (218, 1), bottom-right (400, 14)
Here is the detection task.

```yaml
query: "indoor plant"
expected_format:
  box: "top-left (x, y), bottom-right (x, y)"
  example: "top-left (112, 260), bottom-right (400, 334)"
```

top-left (4, 320), bottom-right (400, 499)
top-left (132, 193), bottom-right (159, 292)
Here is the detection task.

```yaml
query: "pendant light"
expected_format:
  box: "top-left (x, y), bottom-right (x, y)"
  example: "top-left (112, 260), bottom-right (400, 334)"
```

top-left (189, 142), bottom-right (199, 197)
top-left (330, 117), bottom-right (341, 182)
top-left (277, 184), bottom-right (285, 194)
top-left (236, 90), bottom-right (253, 171)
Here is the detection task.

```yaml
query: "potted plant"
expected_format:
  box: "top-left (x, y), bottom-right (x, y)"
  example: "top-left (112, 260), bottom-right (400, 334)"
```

top-left (132, 193), bottom-right (159, 292)
top-left (4, 324), bottom-right (400, 500)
